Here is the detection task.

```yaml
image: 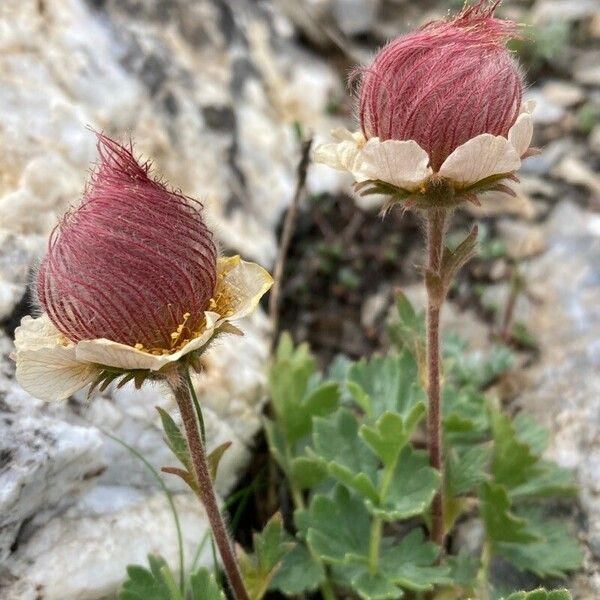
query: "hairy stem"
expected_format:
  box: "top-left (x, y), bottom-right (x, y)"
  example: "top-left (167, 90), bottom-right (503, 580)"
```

top-left (425, 209), bottom-right (447, 548)
top-left (170, 368), bottom-right (250, 600)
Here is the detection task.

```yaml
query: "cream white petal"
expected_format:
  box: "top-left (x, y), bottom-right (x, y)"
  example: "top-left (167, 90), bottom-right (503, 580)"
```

top-left (331, 128), bottom-right (365, 143)
top-left (358, 138), bottom-right (432, 191)
top-left (438, 134), bottom-right (521, 187)
top-left (14, 315), bottom-right (98, 401)
top-left (14, 313), bottom-right (64, 350)
top-left (521, 99), bottom-right (536, 115)
top-left (313, 139), bottom-right (365, 175)
top-left (74, 323), bottom-right (217, 372)
top-left (215, 256), bottom-right (274, 320)
top-left (508, 112), bottom-right (534, 157)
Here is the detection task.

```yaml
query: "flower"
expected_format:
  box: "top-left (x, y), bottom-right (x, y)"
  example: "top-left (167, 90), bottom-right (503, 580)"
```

top-left (14, 135), bottom-right (273, 401)
top-left (314, 1), bottom-right (534, 208)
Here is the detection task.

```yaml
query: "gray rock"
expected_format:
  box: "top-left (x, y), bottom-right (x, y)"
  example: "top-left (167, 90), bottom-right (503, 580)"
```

top-left (333, 0), bottom-right (380, 36)
top-left (532, 0), bottom-right (599, 23)
top-left (508, 202), bottom-right (600, 595)
top-left (542, 80), bottom-right (585, 108)
top-left (0, 379), bottom-right (105, 563)
top-left (0, 488), bottom-right (212, 600)
top-left (525, 89), bottom-right (566, 126)
top-left (520, 139), bottom-right (574, 176)
top-left (574, 51), bottom-right (600, 87)
top-left (0, 233), bottom-right (43, 322)
top-left (496, 219), bottom-right (546, 260)
top-left (590, 125), bottom-right (600, 156)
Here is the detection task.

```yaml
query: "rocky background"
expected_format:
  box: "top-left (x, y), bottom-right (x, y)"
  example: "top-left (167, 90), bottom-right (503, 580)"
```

top-left (0, 0), bottom-right (598, 599)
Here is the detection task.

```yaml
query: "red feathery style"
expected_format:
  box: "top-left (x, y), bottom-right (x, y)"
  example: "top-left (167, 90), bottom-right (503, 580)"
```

top-left (358, 0), bottom-right (524, 171)
top-left (37, 134), bottom-right (217, 350)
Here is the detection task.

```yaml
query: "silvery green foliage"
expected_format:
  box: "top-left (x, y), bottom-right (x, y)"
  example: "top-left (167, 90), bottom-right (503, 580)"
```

top-left (265, 294), bottom-right (581, 599)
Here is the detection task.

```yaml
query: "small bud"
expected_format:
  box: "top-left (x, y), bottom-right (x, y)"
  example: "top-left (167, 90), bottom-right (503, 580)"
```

top-left (37, 134), bottom-right (217, 351)
top-left (358, 1), bottom-right (524, 171)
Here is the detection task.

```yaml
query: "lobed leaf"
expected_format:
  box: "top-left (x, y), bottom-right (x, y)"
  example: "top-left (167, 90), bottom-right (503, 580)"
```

top-left (239, 514), bottom-right (294, 600)
top-left (347, 352), bottom-right (424, 422)
top-left (269, 542), bottom-right (325, 595)
top-left (359, 403), bottom-right (425, 468)
top-left (307, 486), bottom-right (371, 564)
top-left (368, 447), bottom-right (440, 521)
top-left (119, 555), bottom-right (180, 600)
top-left (189, 568), bottom-right (226, 600)
top-left (496, 508), bottom-right (583, 578)
top-left (479, 482), bottom-right (539, 545)
top-left (311, 408), bottom-right (379, 502)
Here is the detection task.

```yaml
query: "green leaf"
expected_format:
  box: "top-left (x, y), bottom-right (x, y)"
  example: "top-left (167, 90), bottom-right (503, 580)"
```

top-left (445, 551), bottom-right (480, 587)
top-left (207, 441), bottom-right (231, 481)
top-left (445, 340), bottom-right (514, 390)
top-left (508, 461), bottom-right (577, 500)
top-left (490, 409), bottom-right (538, 489)
top-left (369, 448), bottom-right (439, 521)
top-left (480, 482), bottom-right (539, 544)
top-left (307, 486), bottom-right (371, 563)
top-left (269, 334), bottom-right (340, 446)
top-left (442, 386), bottom-right (489, 443)
top-left (496, 508), bottom-right (583, 578)
top-left (491, 409), bottom-right (576, 499)
top-left (360, 404), bottom-right (426, 468)
top-left (119, 555), bottom-right (180, 600)
top-left (446, 443), bottom-right (491, 496)
top-left (512, 414), bottom-right (549, 455)
top-left (239, 514), bottom-right (294, 600)
top-left (311, 408), bottom-right (379, 502)
top-left (387, 292), bottom-right (426, 364)
top-left (351, 569), bottom-right (400, 600)
top-left (348, 352), bottom-right (424, 422)
top-left (290, 456), bottom-right (327, 489)
top-left (501, 589), bottom-right (572, 600)
top-left (269, 542), bottom-right (325, 595)
top-left (333, 563), bottom-right (400, 600)
top-left (189, 568), bottom-right (226, 600)
top-left (379, 530), bottom-right (451, 591)
top-left (263, 419), bottom-right (288, 472)
top-left (440, 226), bottom-right (478, 289)
top-left (156, 407), bottom-right (191, 471)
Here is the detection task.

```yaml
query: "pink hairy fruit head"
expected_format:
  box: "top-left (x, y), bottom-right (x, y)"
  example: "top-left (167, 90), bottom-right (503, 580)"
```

top-left (358, 0), bottom-right (524, 171)
top-left (37, 134), bottom-right (217, 351)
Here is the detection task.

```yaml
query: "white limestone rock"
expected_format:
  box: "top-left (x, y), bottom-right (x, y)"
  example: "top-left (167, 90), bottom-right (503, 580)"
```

top-left (0, 488), bottom-right (212, 600)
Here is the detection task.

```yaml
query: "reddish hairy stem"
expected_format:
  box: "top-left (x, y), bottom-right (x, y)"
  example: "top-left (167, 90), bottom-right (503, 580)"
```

top-left (170, 369), bottom-right (249, 600)
top-left (425, 209), bottom-right (447, 548)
